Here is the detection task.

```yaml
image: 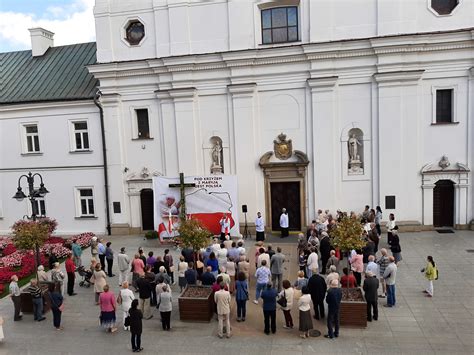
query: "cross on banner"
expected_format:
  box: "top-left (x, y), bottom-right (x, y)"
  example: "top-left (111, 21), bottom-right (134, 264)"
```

top-left (168, 172), bottom-right (196, 220)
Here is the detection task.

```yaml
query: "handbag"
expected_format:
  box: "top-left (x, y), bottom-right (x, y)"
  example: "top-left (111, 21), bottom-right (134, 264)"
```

top-left (116, 292), bottom-right (122, 305)
top-left (277, 290), bottom-right (287, 308)
top-left (243, 287), bottom-right (249, 300)
top-left (58, 303), bottom-right (65, 312)
top-left (169, 266), bottom-right (175, 272)
top-left (124, 314), bottom-right (131, 327)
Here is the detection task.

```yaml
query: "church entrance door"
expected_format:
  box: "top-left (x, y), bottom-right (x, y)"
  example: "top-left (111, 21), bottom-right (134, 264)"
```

top-left (433, 180), bottom-right (454, 227)
top-left (140, 189), bottom-right (154, 231)
top-left (270, 182), bottom-right (301, 231)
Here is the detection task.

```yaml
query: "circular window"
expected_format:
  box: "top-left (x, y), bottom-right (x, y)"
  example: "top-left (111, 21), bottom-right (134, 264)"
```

top-left (125, 20), bottom-right (145, 45)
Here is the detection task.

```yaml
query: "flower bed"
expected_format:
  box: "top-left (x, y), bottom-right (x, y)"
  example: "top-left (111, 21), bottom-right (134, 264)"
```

top-left (0, 232), bottom-right (95, 297)
top-left (340, 287), bottom-right (367, 328)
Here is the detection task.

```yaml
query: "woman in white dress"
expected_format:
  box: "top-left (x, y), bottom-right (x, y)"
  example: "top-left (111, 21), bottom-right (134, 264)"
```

top-left (118, 281), bottom-right (135, 330)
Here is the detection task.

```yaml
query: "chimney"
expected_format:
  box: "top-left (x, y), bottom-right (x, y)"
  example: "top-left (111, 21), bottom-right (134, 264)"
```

top-left (28, 28), bottom-right (54, 57)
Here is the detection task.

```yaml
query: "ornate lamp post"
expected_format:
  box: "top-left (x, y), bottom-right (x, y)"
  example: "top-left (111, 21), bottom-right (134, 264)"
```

top-left (12, 172), bottom-right (49, 266)
top-left (13, 172), bottom-right (49, 221)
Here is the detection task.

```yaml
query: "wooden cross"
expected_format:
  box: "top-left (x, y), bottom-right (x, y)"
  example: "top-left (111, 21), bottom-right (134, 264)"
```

top-left (168, 172), bottom-right (196, 220)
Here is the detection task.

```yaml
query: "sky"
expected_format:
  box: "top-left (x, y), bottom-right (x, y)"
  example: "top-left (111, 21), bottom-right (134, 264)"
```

top-left (0, 0), bottom-right (96, 53)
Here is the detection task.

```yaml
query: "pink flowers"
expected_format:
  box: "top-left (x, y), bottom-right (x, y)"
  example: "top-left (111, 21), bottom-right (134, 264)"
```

top-left (0, 232), bottom-right (96, 291)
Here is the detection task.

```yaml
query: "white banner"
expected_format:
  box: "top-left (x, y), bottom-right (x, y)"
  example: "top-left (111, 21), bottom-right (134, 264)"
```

top-left (153, 175), bottom-right (239, 240)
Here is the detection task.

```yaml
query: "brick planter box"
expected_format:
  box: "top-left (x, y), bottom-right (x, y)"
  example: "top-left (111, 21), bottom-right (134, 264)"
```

top-left (340, 288), bottom-right (367, 328)
top-left (178, 285), bottom-right (214, 322)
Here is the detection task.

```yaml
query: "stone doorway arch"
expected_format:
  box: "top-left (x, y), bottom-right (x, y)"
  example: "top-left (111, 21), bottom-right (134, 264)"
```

top-left (259, 146), bottom-right (309, 232)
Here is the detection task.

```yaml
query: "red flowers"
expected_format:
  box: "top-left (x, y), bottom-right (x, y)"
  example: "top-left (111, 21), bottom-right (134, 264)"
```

top-left (0, 232), bottom-right (94, 293)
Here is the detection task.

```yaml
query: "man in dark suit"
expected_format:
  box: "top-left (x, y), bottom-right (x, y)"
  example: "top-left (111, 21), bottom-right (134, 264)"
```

top-left (319, 232), bottom-right (333, 274)
top-left (325, 279), bottom-right (342, 339)
top-left (201, 266), bottom-right (216, 286)
top-left (307, 269), bottom-right (327, 320)
top-left (363, 271), bottom-right (379, 321)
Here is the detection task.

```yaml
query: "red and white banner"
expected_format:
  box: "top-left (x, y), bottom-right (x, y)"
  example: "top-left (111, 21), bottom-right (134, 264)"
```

top-left (153, 175), bottom-right (239, 240)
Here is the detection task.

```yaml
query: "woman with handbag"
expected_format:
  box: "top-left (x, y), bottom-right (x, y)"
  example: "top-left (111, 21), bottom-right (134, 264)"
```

top-left (118, 281), bottom-right (135, 330)
top-left (422, 256), bottom-right (437, 297)
top-left (235, 271), bottom-right (248, 322)
top-left (278, 280), bottom-right (294, 329)
top-left (128, 299), bottom-right (143, 352)
top-left (49, 282), bottom-right (64, 330)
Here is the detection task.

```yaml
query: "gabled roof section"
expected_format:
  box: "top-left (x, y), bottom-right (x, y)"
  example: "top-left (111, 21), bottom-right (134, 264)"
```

top-left (0, 42), bottom-right (98, 104)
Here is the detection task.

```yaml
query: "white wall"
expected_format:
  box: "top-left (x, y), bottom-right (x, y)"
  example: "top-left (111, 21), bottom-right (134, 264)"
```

top-left (0, 102), bottom-right (106, 235)
top-left (95, 0), bottom-right (474, 63)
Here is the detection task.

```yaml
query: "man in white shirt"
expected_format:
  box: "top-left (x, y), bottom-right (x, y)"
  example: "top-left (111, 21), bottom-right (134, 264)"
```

top-left (117, 247), bottom-right (131, 286)
top-left (257, 247), bottom-right (270, 268)
top-left (365, 255), bottom-right (379, 276)
top-left (306, 248), bottom-right (319, 278)
top-left (255, 212), bottom-right (265, 242)
top-left (211, 238), bottom-right (221, 253)
top-left (279, 208), bottom-right (289, 238)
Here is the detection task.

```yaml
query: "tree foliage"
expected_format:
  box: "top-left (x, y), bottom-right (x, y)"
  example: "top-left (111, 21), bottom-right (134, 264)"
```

top-left (11, 220), bottom-right (50, 251)
top-left (329, 216), bottom-right (366, 252)
top-left (177, 218), bottom-right (212, 251)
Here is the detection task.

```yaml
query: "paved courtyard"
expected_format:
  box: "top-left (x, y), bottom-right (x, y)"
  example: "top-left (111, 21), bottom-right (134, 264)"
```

top-left (0, 230), bottom-right (473, 354)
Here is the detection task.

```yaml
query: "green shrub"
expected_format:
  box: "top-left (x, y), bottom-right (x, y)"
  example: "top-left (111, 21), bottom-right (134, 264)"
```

top-left (144, 230), bottom-right (158, 239)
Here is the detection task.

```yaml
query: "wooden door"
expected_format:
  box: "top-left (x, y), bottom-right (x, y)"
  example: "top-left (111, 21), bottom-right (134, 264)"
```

top-left (270, 181), bottom-right (301, 231)
top-left (433, 180), bottom-right (454, 227)
top-left (140, 189), bottom-right (154, 231)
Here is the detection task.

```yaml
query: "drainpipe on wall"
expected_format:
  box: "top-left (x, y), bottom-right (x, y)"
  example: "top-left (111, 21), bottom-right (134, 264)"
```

top-left (94, 91), bottom-right (112, 236)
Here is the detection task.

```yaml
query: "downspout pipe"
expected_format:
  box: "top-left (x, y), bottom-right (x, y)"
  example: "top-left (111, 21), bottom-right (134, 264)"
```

top-left (94, 91), bottom-right (112, 236)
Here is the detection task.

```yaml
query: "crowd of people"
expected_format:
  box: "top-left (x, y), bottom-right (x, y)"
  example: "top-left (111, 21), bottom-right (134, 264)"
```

top-left (5, 205), bottom-right (439, 351)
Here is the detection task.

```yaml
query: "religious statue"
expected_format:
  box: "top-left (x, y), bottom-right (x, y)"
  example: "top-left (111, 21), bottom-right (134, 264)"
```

top-left (210, 138), bottom-right (223, 174)
top-left (348, 134), bottom-right (361, 162)
top-left (347, 133), bottom-right (364, 175)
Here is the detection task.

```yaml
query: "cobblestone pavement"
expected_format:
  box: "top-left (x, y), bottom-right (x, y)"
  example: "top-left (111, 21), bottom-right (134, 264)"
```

top-left (0, 230), bottom-right (473, 354)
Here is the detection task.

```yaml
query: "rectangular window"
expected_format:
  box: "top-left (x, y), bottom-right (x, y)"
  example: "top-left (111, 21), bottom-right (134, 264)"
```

top-left (78, 188), bottom-right (95, 216)
top-left (25, 124), bottom-right (40, 153)
top-left (436, 89), bottom-right (453, 123)
top-left (32, 199), bottom-right (46, 217)
top-left (73, 122), bottom-right (90, 150)
top-left (136, 109), bottom-right (150, 139)
top-left (261, 6), bottom-right (299, 44)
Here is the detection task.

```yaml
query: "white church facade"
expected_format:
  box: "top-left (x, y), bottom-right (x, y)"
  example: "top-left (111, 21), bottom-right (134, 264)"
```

top-left (1, 0), bottom-right (473, 235)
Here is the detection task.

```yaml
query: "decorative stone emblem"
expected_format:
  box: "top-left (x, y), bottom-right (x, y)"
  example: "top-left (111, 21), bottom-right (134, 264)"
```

top-left (438, 156), bottom-right (450, 170)
top-left (273, 133), bottom-right (293, 160)
top-left (141, 167), bottom-right (150, 178)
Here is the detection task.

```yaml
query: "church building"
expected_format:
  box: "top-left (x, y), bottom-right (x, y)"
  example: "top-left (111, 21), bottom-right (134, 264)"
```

top-left (1, 0), bottom-right (473, 235)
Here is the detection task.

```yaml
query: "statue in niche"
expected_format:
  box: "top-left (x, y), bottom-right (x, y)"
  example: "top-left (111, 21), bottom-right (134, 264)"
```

top-left (347, 132), bottom-right (364, 175)
top-left (210, 137), bottom-right (224, 174)
top-left (348, 134), bottom-right (361, 162)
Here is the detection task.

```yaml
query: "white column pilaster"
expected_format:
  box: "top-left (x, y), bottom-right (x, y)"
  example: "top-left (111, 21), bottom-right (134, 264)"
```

top-left (307, 76), bottom-right (338, 213)
top-left (156, 90), bottom-right (178, 176)
top-left (100, 93), bottom-right (128, 227)
top-left (168, 88), bottom-right (200, 176)
top-left (228, 83), bottom-right (258, 220)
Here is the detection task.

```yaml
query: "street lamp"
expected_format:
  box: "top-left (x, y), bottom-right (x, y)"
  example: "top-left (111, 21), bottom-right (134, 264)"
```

top-left (12, 172), bottom-right (49, 268)
top-left (12, 172), bottom-right (49, 221)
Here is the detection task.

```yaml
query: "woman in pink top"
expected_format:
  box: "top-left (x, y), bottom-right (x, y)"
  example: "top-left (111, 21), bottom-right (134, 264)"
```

top-left (99, 284), bottom-right (117, 333)
top-left (131, 254), bottom-right (145, 291)
top-left (350, 250), bottom-right (364, 287)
